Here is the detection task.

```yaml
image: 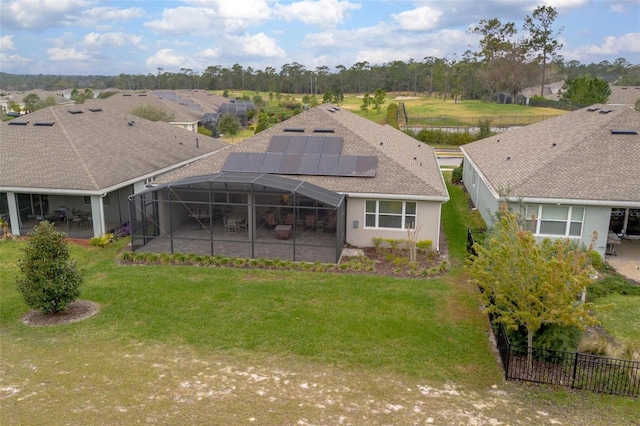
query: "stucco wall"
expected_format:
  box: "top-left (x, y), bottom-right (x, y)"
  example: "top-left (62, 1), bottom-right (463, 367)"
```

top-left (344, 197), bottom-right (442, 251)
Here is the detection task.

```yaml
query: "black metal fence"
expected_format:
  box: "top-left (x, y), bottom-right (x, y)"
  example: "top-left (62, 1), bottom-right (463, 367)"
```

top-left (494, 322), bottom-right (640, 397)
top-left (467, 228), bottom-right (486, 257)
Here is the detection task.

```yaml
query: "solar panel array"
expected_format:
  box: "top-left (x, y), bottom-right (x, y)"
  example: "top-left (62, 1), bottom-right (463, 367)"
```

top-left (222, 135), bottom-right (377, 177)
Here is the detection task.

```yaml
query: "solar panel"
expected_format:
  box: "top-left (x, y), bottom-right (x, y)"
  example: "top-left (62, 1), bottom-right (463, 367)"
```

top-left (268, 135), bottom-right (289, 152)
top-left (298, 154), bottom-right (321, 174)
top-left (280, 154), bottom-right (302, 173)
top-left (222, 134), bottom-right (376, 177)
top-left (262, 153), bottom-right (284, 173)
top-left (323, 137), bottom-right (343, 154)
top-left (304, 136), bottom-right (325, 154)
top-left (223, 152), bottom-right (248, 171)
top-left (317, 154), bottom-right (339, 175)
top-left (336, 156), bottom-right (358, 176)
top-left (286, 135), bottom-right (307, 153)
top-left (243, 153), bottom-right (266, 171)
top-left (356, 156), bottom-right (377, 177)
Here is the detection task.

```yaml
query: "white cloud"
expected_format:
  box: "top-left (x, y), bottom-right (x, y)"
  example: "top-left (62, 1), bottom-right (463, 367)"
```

top-left (79, 6), bottom-right (146, 23)
top-left (392, 6), bottom-right (443, 31)
top-left (0, 35), bottom-right (16, 51)
top-left (0, 53), bottom-right (31, 71)
top-left (145, 0), bottom-right (272, 36)
top-left (46, 46), bottom-right (91, 61)
top-left (0, 0), bottom-right (89, 29)
top-left (235, 32), bottom-right (286, 58)
top-left (145, 48), bottom-right (195, 69)
top-left (273, 0), bottom-right (361, 27)
top-left (567, 33), bottom-right (640, 60)
top-left (83, 32), bottom-right (143, 48)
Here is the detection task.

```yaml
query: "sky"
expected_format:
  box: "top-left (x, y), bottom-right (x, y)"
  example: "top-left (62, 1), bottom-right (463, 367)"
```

top-left (0, 0), bottom-right (639, 76)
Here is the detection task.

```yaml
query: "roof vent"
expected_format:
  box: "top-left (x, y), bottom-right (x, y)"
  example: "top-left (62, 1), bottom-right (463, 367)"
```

top-left (599, 109), bottom-right (612, 114)
top-left (88, 108), bottom-right (102, 112)
top-left (283, 128), bottom-right (305, 133)
top-left (68, 110), bottom-right (83, 114)
top-left (8, 121), bottom-right (29, 125)
top-left (587, 107), bottom-right (600, 112)
top-left (610, 129), bottom-right (638, 135)
top-left (34, 122), bottom-right (55, 126)
top-left (123, 94), bottom-right (132, 96)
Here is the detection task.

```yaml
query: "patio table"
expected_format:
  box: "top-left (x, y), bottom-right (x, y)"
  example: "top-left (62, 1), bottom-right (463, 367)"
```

top-left (274, 224), bottom-right (293, 240)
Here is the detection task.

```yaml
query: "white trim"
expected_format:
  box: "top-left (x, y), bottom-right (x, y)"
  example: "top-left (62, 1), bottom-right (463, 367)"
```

top-left (343, 192), bottom-right (449, 202)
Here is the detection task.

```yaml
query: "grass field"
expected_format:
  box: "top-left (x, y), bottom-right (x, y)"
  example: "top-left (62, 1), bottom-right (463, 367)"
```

top-left (218, 90), bottom-right (568, 129)
top-left (1, 178), bottom-right (638, 424)
top-left (594, 293), bottom-right (640, 345)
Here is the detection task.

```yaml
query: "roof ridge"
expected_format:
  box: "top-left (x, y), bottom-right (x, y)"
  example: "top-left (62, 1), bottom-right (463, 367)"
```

top-left (50, 107), bottom-right (100, 191)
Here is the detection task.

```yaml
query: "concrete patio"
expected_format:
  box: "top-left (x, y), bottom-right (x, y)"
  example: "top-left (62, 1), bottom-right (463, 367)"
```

top-left (605, 239), bottom-right (640, 284)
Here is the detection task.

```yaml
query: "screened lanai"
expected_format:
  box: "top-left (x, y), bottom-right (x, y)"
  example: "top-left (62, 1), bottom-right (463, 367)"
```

top-left (129, 172), bottom-right (346, 263)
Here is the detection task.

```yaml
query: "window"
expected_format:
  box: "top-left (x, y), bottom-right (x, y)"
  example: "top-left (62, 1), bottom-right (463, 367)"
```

top-left (525, 205), bottom-right (584, 237)
top-left (365, 200), bottom-right (416, 229)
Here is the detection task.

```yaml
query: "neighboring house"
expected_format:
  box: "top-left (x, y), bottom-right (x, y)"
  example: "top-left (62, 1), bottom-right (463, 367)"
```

top-left (94, 91), bottom-right (217, 133)
top-left (461, 104), bottom-right (640, 258)
top-left (129, 104), bottom-right (449, 263)
top-left (0, 103), bottom-right (230, 239)
top-left (608, 86), bottom-right (640, 106)
top-left (519, 81), bottom-right (564, 103)
top-left (0, 90), bottom-right (72, 113)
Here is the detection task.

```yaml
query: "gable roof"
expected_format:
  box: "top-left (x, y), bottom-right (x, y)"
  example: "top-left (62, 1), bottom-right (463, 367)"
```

top-left (461, 105), bottom-right (640, 204)
top-left (608, 86), bottom-right (640, 106)
top-left (155, 104), bottom-right (449, 200)
top-left (93, 91), bottom-right (205, 123)
top-left (1, 104), bottom-right (229, 193)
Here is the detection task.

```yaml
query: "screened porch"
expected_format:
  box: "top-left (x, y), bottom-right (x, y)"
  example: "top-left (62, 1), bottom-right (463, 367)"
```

top-left (128, 172), bottom-right (346, 263)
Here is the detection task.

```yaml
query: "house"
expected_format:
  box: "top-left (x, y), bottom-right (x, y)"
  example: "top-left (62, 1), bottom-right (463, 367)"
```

top-left (94, 90), bottom-right (226, 133)
top-left (460, 104), bottom-right (640, 258)
top-left (608, 86), bottom-right (640, 106)
top-left (0, 103), bottom-right (230, 239)
top-left (129, 104), bottom-right (449, 263)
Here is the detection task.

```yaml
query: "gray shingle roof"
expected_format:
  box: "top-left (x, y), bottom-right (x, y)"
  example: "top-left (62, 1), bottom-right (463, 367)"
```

top-left (94, 91), bottom-right (204, 123)
top-left (461, 105), bottom-right (640, 203)
top-left (1, 104), bottom-right (229, 192)
top-left (156, 104), bottom-right (449, 200)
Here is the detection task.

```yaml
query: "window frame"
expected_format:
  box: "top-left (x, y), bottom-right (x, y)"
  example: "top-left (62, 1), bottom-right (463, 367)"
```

top-left (525, 204), bottom-right (585, 238)
top-left (364, 200), bottom-right (417, 230)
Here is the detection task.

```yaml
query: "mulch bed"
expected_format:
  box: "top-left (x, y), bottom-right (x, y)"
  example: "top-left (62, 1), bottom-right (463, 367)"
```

top-left (22, 300), bottom-right (99, 326)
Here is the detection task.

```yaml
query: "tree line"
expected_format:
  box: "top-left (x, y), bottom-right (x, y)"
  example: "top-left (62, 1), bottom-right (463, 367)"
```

top-left (1, 7), bottom-right (638, 100)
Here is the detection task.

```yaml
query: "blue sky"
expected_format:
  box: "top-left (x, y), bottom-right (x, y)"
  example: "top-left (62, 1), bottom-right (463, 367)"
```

top-left (1, 0), bottom-right (639, 76)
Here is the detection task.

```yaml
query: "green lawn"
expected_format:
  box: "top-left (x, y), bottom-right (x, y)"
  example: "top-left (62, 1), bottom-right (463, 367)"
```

top-left (1, 173), bottom-right (638, 424)
top-left (594, 293), bottom-right (640, 345)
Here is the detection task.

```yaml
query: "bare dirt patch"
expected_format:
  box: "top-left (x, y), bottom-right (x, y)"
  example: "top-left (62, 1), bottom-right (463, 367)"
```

top-left (21, 300), bottom-right (99, 326)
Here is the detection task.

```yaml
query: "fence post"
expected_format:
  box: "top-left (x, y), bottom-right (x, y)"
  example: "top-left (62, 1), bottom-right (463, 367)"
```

top-left (571, 351), bottom-right (580, 389)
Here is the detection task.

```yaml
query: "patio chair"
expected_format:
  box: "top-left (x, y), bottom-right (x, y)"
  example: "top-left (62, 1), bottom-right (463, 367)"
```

top-left (262, 210), bottom-right (277, 228)
top-left (224, 216), bottom-right (237, 233)
top-left (305, 213), bottom-right (316, 229)
top-left (324, 214), bottom-right (337, 233)
top-left (284, 213), bottom-right (295, 226)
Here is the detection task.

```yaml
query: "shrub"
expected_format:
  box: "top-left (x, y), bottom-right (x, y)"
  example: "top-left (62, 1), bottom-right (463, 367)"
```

top-left (16, 222), bottom-right (83, 314)
top-left (130, 104), bottom-right (175, 122)
top-left (386, 103), bottom-right (399, 128)
top-left (90, 233), bottom-right (114, 247)
top-left (451, 165), bottom-right (463, 183)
